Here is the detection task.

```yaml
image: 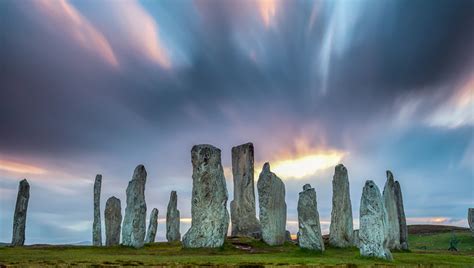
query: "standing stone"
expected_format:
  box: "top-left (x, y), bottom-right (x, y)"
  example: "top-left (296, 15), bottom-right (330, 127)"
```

top-left (105, 196), bottom-right (122, 246)
top-left (182, 144), bottom-right (230, 248)
top-left (145, 208), bottom-right (159, 243)
top-left (92, 174), bottom-right (102, 246)
top-left (230, 143), bottom-right (261, 238)
top-left (297, 184), bottom-right (324, 251)
top-left (353, 230), bottom-right (360, 248)
top-left (329, 164), bottom-right (353, 247)
top-left (11, 179), bottom-right (30, 246)
top-left (285, 230), bottom-right (292, 242)
top-left (122, 165), bottom-right (147, 248)
top-left (359, 180), bottom-right (392, 261)
top-left (257, 162), bottom-right (287, 246)
top-left (468, 208), bottom-right (474, 237)
top-left (383, 171), bottom-right (401, 250)
top-left (394, 180), bottom-right (409, 250)
top-left (166, 191), bottom-right (181, 242)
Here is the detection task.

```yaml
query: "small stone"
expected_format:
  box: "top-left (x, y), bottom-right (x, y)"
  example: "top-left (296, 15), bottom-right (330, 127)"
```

top-left (286, 230), bottom-right (292, 242)
top-left (468, 208), bottom-right (474, 237)
top-left (297, 184), bottom-right (324, 251)
top-left (105, 196), bottom-right (122, 246)
top-left (383, 171), bottom-right (401, 250)
top-left (359, 180), bottom-right (392, 261)
top-left (329, 164), bottom-right (353, 247)
top-left (93, 174), bottom-right (102, 246)
top-left (394, 180), bottom-right (409, 250)
top-left (145, 208), bottom-right (159, 243)
top-left (166, 191), bottom-right (181, 242)
top-left (11, 179), bottom-right (30, 246)
top-left (353, 230), bottom-right (360, 248)
top-left (230, 143), bottom-right (261, 238)
top-left (182, 144), bottom-right (230, 248)
top-left (257, 163), bottom-right (287, 246)
top-left (122, 165), bottom-right (147, 248)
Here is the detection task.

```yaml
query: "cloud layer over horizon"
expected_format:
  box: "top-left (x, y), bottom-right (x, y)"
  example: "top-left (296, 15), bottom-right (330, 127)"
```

top-left (1, 0), bottom-right (473, 244)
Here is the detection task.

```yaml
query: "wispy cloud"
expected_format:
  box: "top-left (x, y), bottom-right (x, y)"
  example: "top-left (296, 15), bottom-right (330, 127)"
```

top-left (0, 159), bottom-right (46, 175)
top-left (33, 0), bottom-right (119, 67)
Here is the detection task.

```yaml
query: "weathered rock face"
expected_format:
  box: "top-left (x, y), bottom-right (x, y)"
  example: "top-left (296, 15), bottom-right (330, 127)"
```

top-left (329, 164), bottom-right (353, 247)
top-left (353, 230), bottom-right (360, 248)
top-left (230, 143), bottom-right (261, 238)
top-left (285, 230), bottom-right (292, 242)
top-left (257, 163), bottom-right (287, 246)
top-left (394, 181), bottom-right (409, 250)
top-left (93, 174), bottom-right (102, 246)
top-left (297, 184), bottom-right (324, 251)
top-left (11, 179), bottom-right (30, 246)
top-left (182, 145), bottom-right (230, 248)
top-left (122, 165), bottom-right (147, 248)
top-left (105, 196), bottom-right (122, 246)
top-left (166, 191), bottom-right (181, 242)
top-left (383, 171), bottom-right (401, 250)
top-left (145, 208), bottom-right (159, 243)
top-left (359, 180), bottom-right (392, 261)
top-left (468, 208), bottom-right (474, 237)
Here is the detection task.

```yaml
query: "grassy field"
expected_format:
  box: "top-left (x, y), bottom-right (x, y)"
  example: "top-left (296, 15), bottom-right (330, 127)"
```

top-left (0, 229), bottom-right (473, 267)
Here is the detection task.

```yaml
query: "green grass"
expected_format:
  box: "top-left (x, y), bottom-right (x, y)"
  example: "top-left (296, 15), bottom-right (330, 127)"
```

top-left (0, 231), bottom-right (473, 267)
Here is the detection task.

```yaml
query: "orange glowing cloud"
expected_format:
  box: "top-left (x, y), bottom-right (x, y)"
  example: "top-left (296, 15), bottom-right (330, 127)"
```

top-left (0, 159), bottom-right (46, 175)
top-left (258, 0), bottom-right (277, 27)
top-left (35, 0), bottom-right (119, 67)
top-left (112, 1), bottom-right (171, 69)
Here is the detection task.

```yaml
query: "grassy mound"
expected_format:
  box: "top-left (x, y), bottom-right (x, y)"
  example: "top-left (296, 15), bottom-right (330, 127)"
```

top-left (0, 229), bottom-right (473, 267)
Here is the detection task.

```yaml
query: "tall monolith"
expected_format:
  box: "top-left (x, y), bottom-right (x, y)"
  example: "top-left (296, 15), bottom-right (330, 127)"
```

top-left (11, 179), bottom-right (30, 246)
top-left (468, 208), bottom-right (474, 237)
top-left (383, 171), bottom-right (401, 250)
top-left (145, 208), bottom-right (158, 243)
top-left (329, 164), bottom-right (353, 247)
top-left (257, 162), bottom-right (286, 246)
top-left (105, 196), bottom-right (122, 246)
top-left (166, 191), bottom-right (181, 242)
top-left (182, 144), bottom-right (229, 248)
top-left (230, 142), bottom-right (261, 238)
top-left (122, 165), bottom-right (147, 248)
top-left (359, 180), bottom-right (392, 261)
top-left (297, 184), bottom-right (324, 251)
top-left (394, 180), bottom-right (408, 250)
top-left (93, 174), bottom-right (102, 246)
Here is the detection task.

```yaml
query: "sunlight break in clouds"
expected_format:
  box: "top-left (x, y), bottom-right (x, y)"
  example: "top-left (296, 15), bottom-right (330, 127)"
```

top-left (258, 0), bottom-right (277, 27)
top-left (0, 159), bottom-right (46, 175)
top-left (34, 0), bottom-right (118, 67)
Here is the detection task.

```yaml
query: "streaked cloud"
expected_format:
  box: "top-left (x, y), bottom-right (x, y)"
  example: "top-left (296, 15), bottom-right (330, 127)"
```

top-left (258, 0), bottom-right (278, 27)
top-left (33, 0), bottom-right (118, 67)
top-left (0, 159), bottom-right (46, 175)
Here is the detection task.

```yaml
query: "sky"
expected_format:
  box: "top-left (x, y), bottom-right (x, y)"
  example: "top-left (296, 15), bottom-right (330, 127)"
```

top-left (0, 0), bottom-right (473, 244)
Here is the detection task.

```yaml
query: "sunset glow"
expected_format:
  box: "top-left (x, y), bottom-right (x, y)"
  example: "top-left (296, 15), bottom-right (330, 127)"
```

top-left (0, 159), bottom-right (46, 175)
top-left (258, 0), bottom-right (277, 27)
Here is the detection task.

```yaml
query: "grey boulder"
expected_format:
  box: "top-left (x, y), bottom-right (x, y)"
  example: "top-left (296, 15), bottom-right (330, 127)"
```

top-left (394, 180), bottom-right (409, 250)
top-left (145, 208), bottom-right (159, 243)
top-left (105, 196), bottom-right (122, 246)
top-left (11, 179), bottom-right (30, 246)
top-left (122, 165), bottom-right (147, 248)
top-left (182, 144), bottom-right (230, 248)
top-left (257, 163), bottom-right (287, 246)
top-left (329, 164), bottom-right (353, 247)
top-left (359, 180), bottom-right (392, 261)
top-left (166, 191), bottom-right (181, 242)
top-left (297, 184), bottom-right (324, 251)
top-left (230, 143), bottom-right (261, 238)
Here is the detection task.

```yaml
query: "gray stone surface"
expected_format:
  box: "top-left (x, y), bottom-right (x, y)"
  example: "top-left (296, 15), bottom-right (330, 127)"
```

top-left (297, 184), bottom-right (324, 251)
top-left (166, 191), bottom-right (181, 242)
top-left (359, 180), bottom-right (392, 261)
top-left (105, 196), bottom-right (122, 246)
top-left (286, 230), bottom-right (292, 242)
top-left (353, 230), bottom-right (360, 248)
top-left (182, 144), bottom-right (229, 248)
top-left (257, 163), bottom-right (287, 246)
top-left (145, 208), bottom-right (159, 243)
top-left (230, 143), bottom-right (261, 238)
top-left (383, 171), bottom-right (401, 250)
top-left (394, 180), bottom-right (409, 250)
top-left (469, 208), bottom-right (474, 237)
top-left (329, 164), bottom-right (353, 247)
top-left (93, 174), bottom-right (102, 246)
top-left (11, 179), bottom-right (30, 246)
top-left (122, 165), bottom-right (147, 248)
